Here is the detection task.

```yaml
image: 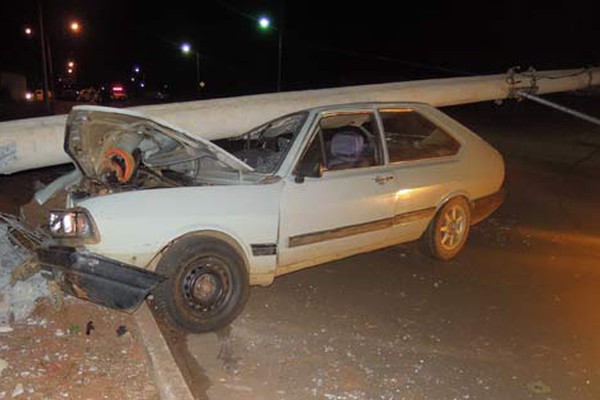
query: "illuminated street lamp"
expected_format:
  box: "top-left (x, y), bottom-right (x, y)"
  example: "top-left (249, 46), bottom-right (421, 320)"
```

top-left (258, 16), bottom-right (271, 31)
top-left (180, 42), bottom-right (191, 54)
top-left (24, 26), bottom-right (33, 36)
top-left (69, 21), bottom-right (81, 34)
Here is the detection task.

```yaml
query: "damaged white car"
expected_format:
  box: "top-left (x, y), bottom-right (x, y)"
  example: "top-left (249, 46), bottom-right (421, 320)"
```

top-left (35, 103), bottom-right (504, 332)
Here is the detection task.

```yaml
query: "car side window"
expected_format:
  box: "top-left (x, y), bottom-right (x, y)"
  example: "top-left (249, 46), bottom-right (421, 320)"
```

top-left (380, 109), bottom-right (460, 162)
top-left (297, 112), bottom-right (383, 174)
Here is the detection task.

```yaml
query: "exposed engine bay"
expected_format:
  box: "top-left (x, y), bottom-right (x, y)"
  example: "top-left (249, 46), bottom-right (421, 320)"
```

top-left (62, 106), bottom-right (253, 198)
top-left (71, 131), bottom-right (201, 197)
top-left (67, 112), bottom-right (199, 193)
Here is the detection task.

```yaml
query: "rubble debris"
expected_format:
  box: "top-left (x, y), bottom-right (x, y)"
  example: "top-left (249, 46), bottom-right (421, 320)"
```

top-left (0, 358), bottom-right (8, 376)
top-left (0, 212), bottom-right (48, 253)
top-left (86, 321), bottom-right (95, 335)
top-left (10, 259), bottom-right (41, 286)
top-left (0, 214), bottom-right (50, 329)
top-left (0, 292), bottom-right (11, 332)
top-left (48, 281), bottom-right (64, 311)
top-left (116, 325), bottom-right (128, 337)
top-left (11, 383), bottom-right (24, 397)
top-left (526, 380), bottom-right (552, 394)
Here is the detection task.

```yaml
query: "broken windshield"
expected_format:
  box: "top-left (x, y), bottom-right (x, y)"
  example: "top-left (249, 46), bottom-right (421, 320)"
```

top-left (216, 112), bottom-right (308, 174)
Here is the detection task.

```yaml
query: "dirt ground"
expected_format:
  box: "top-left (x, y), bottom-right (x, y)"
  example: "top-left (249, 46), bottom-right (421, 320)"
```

top-left (0, 298), bottom-right (158, 399)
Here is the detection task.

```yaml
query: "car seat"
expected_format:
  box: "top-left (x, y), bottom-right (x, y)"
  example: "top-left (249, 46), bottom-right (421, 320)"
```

top-left (327, 130), bottom-right (367, 170)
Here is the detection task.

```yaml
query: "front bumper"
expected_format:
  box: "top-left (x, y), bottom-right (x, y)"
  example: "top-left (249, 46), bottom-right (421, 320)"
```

top-left (37, 246), bottom-right (165, 312)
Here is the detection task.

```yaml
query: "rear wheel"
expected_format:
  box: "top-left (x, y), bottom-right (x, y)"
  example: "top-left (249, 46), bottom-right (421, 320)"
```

top-left (420, 197), bottom-right (471, 260)
top-left (152, 236), bottom-right (249, 333)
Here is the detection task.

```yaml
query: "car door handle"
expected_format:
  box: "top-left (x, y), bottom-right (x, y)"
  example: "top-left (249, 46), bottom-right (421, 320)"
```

top-left (374, 175), bottom-right (395, 184)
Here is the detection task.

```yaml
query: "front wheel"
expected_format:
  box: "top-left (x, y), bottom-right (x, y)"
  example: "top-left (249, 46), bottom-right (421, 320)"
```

top-left (420, 197), bottom-right (471, 260)
top-left (152, 236), bottom-right (249, 333)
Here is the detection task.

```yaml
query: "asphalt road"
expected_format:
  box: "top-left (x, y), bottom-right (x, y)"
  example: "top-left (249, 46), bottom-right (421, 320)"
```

top-left (172, 96), bottom-right (600, 399)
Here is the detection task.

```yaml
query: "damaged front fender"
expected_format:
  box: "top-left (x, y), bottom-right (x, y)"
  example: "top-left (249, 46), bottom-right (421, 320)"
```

top-left (37, 246), bottom-right (165, 312)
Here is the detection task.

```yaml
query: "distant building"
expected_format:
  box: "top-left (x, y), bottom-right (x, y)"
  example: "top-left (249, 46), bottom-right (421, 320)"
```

top-left (0, 72), bottom-right (27, 101)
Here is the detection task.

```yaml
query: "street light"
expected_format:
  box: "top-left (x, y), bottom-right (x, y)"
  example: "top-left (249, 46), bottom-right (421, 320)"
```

top-left (180, 42), bottom-right (201, 92)
top-left (258, 16), bottom-right (271, 30)
top-left (69, 21), bottom-right (81, 34)
top-left (180, 42), bottom-right (191, 54)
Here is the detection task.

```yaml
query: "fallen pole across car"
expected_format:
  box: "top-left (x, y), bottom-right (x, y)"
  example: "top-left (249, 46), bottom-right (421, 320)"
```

top-left (0, 67), bottom-right (598, 175)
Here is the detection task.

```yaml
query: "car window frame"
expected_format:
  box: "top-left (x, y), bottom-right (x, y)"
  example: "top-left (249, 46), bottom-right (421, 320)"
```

top-left (376, 107), bottom-right (462, 165)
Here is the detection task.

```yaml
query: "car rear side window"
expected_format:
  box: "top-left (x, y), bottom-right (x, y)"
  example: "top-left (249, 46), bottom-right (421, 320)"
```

top-left (380, 109), bottom-right (460, 163)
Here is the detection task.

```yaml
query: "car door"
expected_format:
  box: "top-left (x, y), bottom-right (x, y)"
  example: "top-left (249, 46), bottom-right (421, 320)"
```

top-left (276, 109), bottom-right (398, 275)
top-left (378, 105), bottom-right (464, 241)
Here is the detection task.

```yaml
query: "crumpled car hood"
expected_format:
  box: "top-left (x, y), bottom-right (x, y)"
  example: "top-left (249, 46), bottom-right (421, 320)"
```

top-left (64, 105), bottom-right (253, 180)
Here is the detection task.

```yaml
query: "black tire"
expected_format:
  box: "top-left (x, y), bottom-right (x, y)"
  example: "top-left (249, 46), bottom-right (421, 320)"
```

top-left (152, 236), bottom-right (249, 333)
top-left (420, 197), bottom-right (471, 260)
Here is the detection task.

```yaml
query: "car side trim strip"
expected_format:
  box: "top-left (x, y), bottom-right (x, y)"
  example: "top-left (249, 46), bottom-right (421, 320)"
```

top-left (289, 207), bottom-right (436, 248)
top-left (393, 207), bottom-right (436, 225)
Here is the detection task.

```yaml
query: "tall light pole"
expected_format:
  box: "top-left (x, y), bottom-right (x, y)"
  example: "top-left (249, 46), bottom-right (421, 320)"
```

top-left (33, 1), bottom-right (83, 112)
top-left (258, 11), bottom-right (284, 92)
top-left (180, 42), bottom-right (201, 92)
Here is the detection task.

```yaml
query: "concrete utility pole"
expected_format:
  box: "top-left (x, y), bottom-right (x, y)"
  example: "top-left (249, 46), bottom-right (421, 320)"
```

top-left (0, 67), bottom-right (599, 175)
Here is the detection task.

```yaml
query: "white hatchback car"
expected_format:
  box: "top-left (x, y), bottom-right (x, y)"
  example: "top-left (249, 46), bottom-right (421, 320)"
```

top-left (36, 103), bottom-right (504, 332)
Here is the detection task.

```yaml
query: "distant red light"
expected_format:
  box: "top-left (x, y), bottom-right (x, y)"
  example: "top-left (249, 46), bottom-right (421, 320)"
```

top-left (112, 86), bottom-right (123, 92)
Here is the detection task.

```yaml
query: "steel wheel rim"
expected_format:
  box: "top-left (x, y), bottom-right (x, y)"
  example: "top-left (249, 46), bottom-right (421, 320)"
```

top-left (181, 256), bottom-right (231, 315)
top-left (438, 205), bottom-right (467, 251)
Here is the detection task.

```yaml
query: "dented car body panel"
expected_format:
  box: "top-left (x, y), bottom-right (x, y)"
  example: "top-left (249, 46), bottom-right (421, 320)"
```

top-left (36, 102), bottom-right (505, 312)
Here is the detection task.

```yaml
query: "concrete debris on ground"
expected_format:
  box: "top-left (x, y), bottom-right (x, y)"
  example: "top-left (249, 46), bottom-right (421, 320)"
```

top-left (0, 220), bottom-right (49, 332)
top-left (0, 358), bottom-right (8, 377)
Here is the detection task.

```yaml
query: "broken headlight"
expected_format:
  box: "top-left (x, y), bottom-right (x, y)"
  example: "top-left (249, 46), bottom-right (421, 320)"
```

top-left (48, 208), bottom-right (99, 243)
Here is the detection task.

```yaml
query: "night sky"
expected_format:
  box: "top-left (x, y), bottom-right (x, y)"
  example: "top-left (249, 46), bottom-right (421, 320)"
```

top-left (1, 0), bottom-right (599, 98)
